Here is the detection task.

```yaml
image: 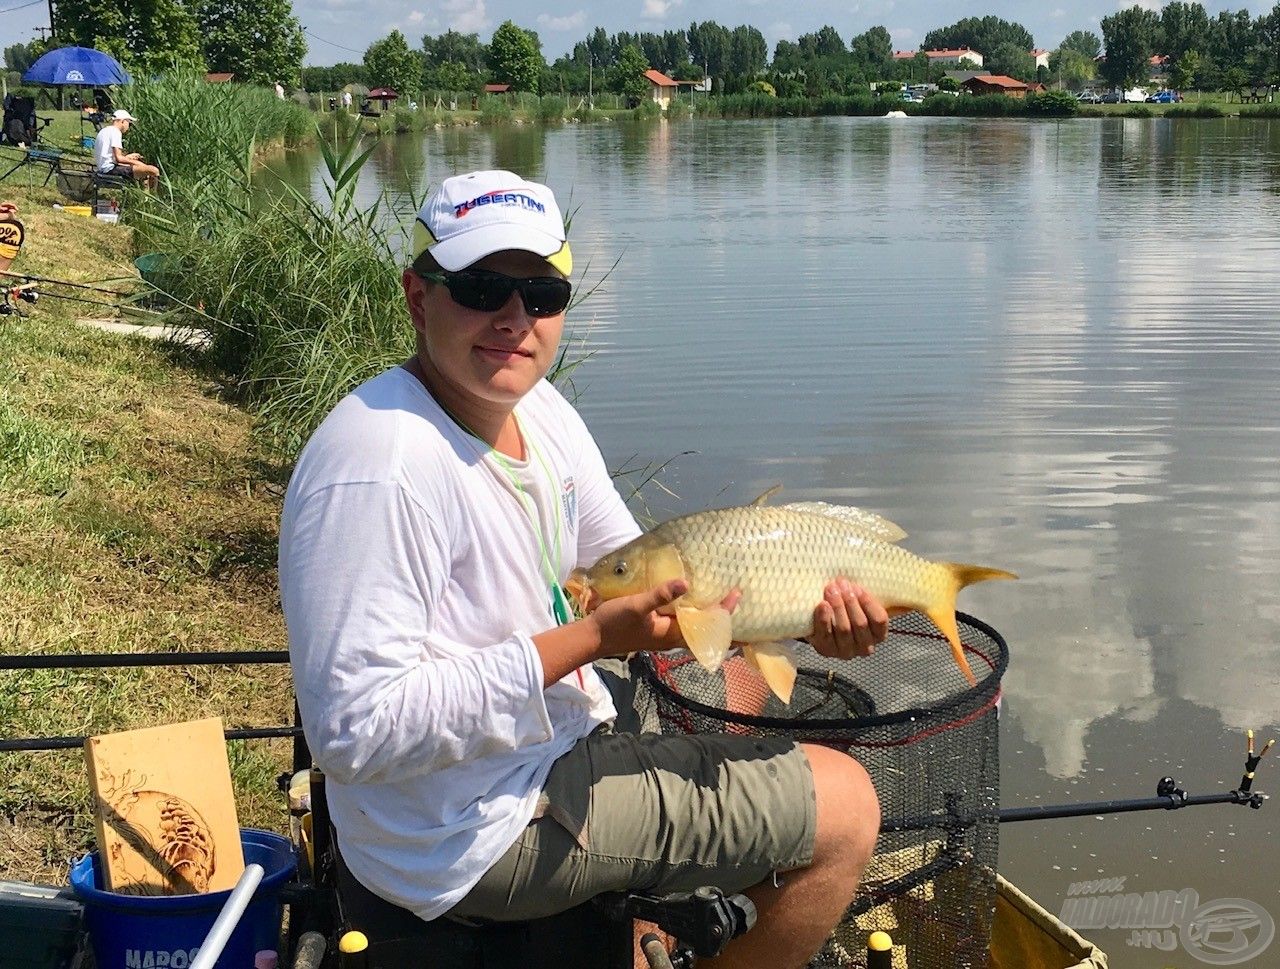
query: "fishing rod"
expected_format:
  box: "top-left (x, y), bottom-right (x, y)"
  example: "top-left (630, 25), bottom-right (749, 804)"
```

top-left (880, 730), bottom-right (1272, 834)
top-left (1, 269), bottom-right (162, 317)
top-left (0, 269), bottom-right (133, 297)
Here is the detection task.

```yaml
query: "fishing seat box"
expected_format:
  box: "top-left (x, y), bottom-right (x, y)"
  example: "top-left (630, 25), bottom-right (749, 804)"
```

top-left (0, 880), bottom-right (85, 969)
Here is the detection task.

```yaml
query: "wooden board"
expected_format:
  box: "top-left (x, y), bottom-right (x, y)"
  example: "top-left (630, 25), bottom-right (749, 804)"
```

top-left (84, 716), bottom-right (244, 895)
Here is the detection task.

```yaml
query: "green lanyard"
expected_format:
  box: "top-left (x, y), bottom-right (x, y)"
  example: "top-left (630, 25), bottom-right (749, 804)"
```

top-left (464, 415), bottom-right (571, 627)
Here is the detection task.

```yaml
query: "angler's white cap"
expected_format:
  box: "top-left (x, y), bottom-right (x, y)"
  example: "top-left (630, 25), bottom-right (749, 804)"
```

top-left (411, 170), bottom-right (572, 276)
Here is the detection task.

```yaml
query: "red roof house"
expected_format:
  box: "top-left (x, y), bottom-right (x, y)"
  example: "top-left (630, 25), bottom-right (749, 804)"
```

top-left (961, 75), bottom-right (1031, 98)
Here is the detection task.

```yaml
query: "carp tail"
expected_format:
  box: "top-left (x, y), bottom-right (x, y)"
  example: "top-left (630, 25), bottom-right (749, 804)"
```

top-left (924, 564), bottom-right (1018, 687)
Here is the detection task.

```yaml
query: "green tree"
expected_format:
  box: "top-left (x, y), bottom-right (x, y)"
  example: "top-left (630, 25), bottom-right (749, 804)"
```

top-left (1160, 3), bottom-right (1209, 61)
top-left (987, 41), bottom-right (1036, 80)
top-left (365, 30), bottom-right (423, 96)
top-left (937, 74), bottom-right (960, 91)
top-left (687, 21), bottom-right (730, 77)
top-left (433, 60), bottom-right (475, 92)
top-left (725, 23), bottom-right (767, 89)
top-left (922, 16), bottom-right (1034, 57)
top-left (54, 0), bottom-right (204, 75)
top-left (1206, 10), bottom-right (1255, 82)
top-left (799, 25), bottom-right (846, 59)
top-left (1048, 47), bottom-right (1097, 90)
top-left (611, 42), bottom-right (649, 100)
top-left (3, 40), bottom-right (43, 73)
top-left (422, 30), bottom-right (487, 73)
top-left (488, 20), bottom-right (543, 93)
top-left (1100, 6), bottom-right (1161, 88)
top-left (850, 26), bottom-right (892, 74)
top-left (1170, 48), bottom-right (1200, 90)
top-left (195, 0), bottom-right (306, 88)
top-left (1060, 29), bottom-right (1102, 60)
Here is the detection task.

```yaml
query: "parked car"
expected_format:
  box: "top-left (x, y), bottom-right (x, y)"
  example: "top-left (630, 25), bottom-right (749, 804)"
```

top-left (1076, 91), bottom-right (1102, 104)
top-left (1100, 91), bottom-right (1121, 103)
top-left (1145, 90), bottom-right (1179, 103)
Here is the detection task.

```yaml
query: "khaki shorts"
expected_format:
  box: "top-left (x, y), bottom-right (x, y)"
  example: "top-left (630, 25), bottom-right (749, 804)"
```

top-left (449, 661), bottom-right (818, 922)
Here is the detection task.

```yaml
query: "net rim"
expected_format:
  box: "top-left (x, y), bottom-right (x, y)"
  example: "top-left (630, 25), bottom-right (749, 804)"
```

top-left (638, 611), bottom-right (1009, 732)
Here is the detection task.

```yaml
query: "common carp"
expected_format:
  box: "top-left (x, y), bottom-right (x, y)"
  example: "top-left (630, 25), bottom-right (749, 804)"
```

top-left (568, 491), bottom-right (1015, 703)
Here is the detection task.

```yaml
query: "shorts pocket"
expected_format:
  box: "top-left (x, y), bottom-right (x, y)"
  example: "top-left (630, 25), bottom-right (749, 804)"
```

top-left (538, 741), bottom-right (594, 851)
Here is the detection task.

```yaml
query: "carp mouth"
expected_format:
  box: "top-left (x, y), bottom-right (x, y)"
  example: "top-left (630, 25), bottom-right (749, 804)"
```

top-left (564, 570), bottom-right (591, 615)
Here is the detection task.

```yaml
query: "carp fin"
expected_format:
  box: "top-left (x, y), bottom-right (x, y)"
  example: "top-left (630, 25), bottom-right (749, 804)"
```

top-left (750, 485), bottom-right (784, 507)
top-left (780, 501), bottom-right (908, 543)
top-left (742, 641), bottom-right (799, 705)
top-left (927, 563), bottom-right (1018, 687)
top-left (676, 605), bottom-right (733, 673)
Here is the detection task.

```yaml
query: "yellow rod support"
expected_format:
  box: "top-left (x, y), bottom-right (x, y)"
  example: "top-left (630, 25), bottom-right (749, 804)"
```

top-left (868, 930), bottom-right (894, 969)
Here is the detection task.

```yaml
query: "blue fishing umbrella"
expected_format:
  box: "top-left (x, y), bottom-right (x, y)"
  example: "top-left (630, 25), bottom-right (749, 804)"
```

top-left (22, 47), bottom-right (131, 87)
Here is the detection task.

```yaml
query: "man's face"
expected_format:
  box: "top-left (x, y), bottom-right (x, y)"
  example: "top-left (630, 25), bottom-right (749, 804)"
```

top-left (402, 249), bottom-right (567, 408)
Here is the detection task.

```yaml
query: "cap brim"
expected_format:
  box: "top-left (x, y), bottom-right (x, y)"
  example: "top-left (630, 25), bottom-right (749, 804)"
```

top-left (429, 223), bottom-right (571, 276)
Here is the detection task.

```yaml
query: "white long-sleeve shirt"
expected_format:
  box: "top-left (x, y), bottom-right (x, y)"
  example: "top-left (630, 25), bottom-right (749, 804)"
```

top-left (279, 367), bottom-right (641, 920)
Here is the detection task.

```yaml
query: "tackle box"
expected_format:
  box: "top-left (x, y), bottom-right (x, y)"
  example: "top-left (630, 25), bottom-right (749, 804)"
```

top-left (0, 880), bottom-right (85, 969)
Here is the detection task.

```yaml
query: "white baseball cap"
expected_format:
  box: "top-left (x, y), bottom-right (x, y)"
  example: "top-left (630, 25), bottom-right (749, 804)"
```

top-left (112, 109), bottom-right (137, 123)
top-left (411, 170), bottom-right (571, 276)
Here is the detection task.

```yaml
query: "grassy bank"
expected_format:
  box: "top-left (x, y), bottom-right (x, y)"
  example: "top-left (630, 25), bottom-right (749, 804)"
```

top-left (0, 185), bottom-right (292, 882)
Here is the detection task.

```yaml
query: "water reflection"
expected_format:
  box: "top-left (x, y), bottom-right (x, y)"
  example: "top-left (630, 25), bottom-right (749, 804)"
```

top-left (268, 119), bottom-right (1280, 961)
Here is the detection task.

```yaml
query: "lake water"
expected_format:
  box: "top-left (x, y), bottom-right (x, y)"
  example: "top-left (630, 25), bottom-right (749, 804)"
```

top-left (265, 117), bottom-right (1280, 964)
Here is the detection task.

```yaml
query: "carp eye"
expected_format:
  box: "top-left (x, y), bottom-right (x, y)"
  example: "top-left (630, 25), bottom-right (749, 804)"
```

top-left (613, 560), bottom-right (629, 576)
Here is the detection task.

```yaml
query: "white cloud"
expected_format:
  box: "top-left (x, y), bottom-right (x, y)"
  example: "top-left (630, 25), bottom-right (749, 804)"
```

top-left (640, 0), bottom-right (682, 20)
top-left (440, 0), bottom-right (487, 33)
top-left (537, 10), bottom-right (586, 31)
top-left (889, 26), bottom-right (915, 41)
top-left (406, 10), bottom-right (424, 24)
top-left (1049, 7), bottom-right (1066, 17)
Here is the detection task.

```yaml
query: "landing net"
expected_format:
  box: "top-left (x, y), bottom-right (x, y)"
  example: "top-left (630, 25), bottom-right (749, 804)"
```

top-left (635, 612), bottom-right (1008, 969)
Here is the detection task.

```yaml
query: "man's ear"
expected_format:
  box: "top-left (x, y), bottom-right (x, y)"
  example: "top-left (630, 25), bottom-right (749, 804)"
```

top-left (402, 268), bottom-right (429, 337)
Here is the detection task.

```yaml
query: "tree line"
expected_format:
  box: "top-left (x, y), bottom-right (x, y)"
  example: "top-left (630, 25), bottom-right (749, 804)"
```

top-left (4, 0), bottom-right (306, 87)
top-left (298, 6), bottom-right (1280, 98)
top-left (9, 1), bottom-right (1280, 100)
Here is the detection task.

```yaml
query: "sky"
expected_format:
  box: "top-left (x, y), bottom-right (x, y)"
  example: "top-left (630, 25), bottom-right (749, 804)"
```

top-left (3, 0), bottom-right (1278, 65)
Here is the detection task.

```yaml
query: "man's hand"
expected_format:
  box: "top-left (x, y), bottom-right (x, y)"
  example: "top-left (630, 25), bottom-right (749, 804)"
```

top-left (586, 579), bottom-right (689, 657)
top-left (808, 579), bottom-right (889, 659)
top-left (586, 583), bottom-right (744, 658)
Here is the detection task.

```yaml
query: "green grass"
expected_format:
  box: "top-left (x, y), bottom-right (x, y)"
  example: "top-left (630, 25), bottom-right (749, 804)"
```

top-left (0, 184), bottom-right (293, 883)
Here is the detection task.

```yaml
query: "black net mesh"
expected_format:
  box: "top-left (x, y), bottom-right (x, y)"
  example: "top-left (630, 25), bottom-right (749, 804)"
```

top-left (634, 612), bottom-right (1007, 969)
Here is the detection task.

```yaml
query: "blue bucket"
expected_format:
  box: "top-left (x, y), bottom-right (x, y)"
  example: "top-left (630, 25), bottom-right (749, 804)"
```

top-left (69, 828), bottom-right (295, 969)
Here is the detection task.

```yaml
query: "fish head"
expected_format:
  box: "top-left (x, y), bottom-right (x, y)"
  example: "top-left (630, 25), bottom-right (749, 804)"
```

top-left (571, 539), bottom-right (687, 612)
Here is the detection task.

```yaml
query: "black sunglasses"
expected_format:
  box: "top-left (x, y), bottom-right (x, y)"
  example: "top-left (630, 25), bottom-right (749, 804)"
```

top-left (418, 270), bottom-right (572, 318)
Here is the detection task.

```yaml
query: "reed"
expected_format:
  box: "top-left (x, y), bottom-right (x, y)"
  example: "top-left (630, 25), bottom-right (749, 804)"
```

top-left (117, 71), bottom-right (312, 184)
top-left (129, 128), bottom-right (415, 456)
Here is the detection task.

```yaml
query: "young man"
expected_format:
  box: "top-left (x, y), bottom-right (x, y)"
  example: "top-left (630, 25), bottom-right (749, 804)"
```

top-left (280, 170), bottom-right (886, 968)
top-left (93, 109), bottom-right (158, 190)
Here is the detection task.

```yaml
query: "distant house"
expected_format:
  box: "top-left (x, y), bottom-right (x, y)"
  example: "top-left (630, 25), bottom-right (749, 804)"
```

top-left (676, 77), bottom-right (711, 94)
top-left (1148, 54), bottom-right (1171, 77)
top-left (205, 72), bottom-right (234, 83)
top-left (1026, 82), bottom-right (1047, 94)
top-left (643, 69), bottom-right (678, 109)
top-left (961, 75), bottom-right (1030, 98)
top-left (1030, 49), bottom-right (1050, 71)
top-left (894, 48), bottom-right (984, 67)
top-left (944, 70), bottom-right (986, 85)
top-left (483, 83), bottom-right (511, 94)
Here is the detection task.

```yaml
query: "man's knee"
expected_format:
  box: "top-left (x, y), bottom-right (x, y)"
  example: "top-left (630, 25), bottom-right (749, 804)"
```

top-left (802, 744), bottom-right (880, 865)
